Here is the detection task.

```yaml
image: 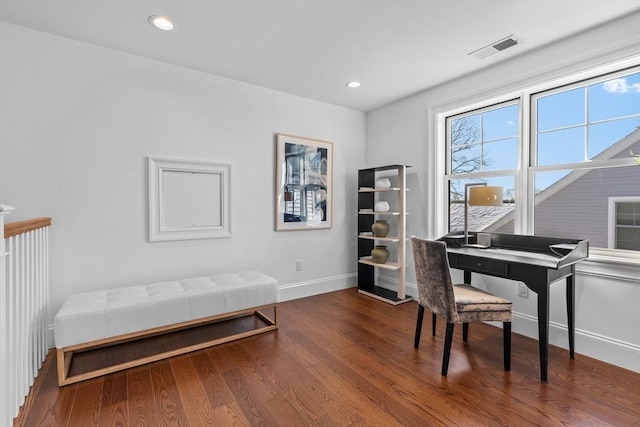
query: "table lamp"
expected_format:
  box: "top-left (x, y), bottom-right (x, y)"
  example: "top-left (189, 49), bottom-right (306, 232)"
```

top-left (464, 183), bottom-right (503, 245)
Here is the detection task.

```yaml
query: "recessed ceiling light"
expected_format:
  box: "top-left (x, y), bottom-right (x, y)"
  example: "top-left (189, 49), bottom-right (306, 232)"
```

top-left (148, 15), bottom-right (175, 31)
top-left (346, 81), bottom-right (361, 88)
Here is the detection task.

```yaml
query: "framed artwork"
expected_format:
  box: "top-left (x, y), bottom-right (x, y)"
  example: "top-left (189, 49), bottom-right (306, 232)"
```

top-left (276, 134), bottom-right (333, 231)
top-left (148, 156), bottom-right (231, 241)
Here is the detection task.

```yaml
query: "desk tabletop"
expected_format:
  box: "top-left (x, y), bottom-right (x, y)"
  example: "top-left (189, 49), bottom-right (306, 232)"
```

top-left (446, 246), bottom-right (564, 269)
top-left (442, 232), bottom-right (589, 270)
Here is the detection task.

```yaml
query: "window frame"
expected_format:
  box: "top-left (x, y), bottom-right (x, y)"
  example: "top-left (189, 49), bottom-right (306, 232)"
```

top-left (445, 99), bottom-right (521, 234)
top-left (436, 56), bottom-right (640, 264)
top-left (608, 196), bottom-right (640, 250)
top-left (531, 70), bottom-right (640, 167)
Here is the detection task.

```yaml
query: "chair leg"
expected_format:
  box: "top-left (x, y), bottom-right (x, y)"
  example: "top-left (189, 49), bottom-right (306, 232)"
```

top-left (442, 323), bottom-right (455, 376)
top-left (503, 321), bottom-right (511, 371)
top-left (414, 305), bottom-right (425, 348)
top-left (462, 322), bottom-right (469, 342)
top-left (432, 312), bottom-right (437, 336)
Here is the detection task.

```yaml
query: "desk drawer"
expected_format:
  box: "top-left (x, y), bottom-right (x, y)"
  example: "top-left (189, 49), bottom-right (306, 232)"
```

top-left (457, 257), bottom-right (508, 276)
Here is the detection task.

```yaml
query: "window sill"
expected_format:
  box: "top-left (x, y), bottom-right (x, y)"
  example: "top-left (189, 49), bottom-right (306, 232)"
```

top-left (577, 252), bottom-right (639, 282)
top-left (588, 248), bottom-right (639, 264)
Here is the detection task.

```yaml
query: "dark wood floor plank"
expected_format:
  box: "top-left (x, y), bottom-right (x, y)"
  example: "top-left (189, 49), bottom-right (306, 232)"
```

top-left (190, 350), bottom-right (236, 408)
top-left (224, 344), bottom-right (280, 403)
top-left (280, 340), bottom-right (322, 367)
top-left (252, 330), bottom-right (372, 425)
top-left (64, 376), bottom-right (104, 426)
top-left (51, 385), bottom-right (77, 427)
top-left (221, 367), bottom-right (280, 426)
top-left (210, 402), bottom-right (251, 427)
top-left (263, 395), bottom-right (310, 427)
top-left (14, 288), bottom-right (640, 427)
top-left (204, 345), bottom-right (240, 374)
top-left (253, 349), bottom-right (351, 425)
top-left (562, 405), bottom-right (619, 426)
top-left (306, 357), bottom-right (408, 427)
top-left (98, 371), bottom-right (128, 427)
top-left (261, 349), bottom-right (366, 426)
top-left (127, 366), bottom-right (159, 426)
top-left (169, 354), bottom-right (217, 426)
top-left (149, 359), bottom-right (189, 427)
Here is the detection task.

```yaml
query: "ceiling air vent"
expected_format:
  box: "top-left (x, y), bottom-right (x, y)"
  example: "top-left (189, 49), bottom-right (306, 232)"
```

top-left (468, 35), bottom-right (520, 60)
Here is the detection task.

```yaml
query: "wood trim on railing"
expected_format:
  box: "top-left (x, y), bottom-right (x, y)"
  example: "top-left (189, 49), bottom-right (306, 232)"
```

top-left (4, 217), bottom-right (52, 238)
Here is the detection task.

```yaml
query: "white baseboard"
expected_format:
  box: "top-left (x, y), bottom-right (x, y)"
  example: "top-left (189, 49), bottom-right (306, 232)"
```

top-left (278, 273), bottom-right (357, 302)
top-left (511, 311), bottom-right (640, 373)
top-left (47, 325), bottom-right (54, 350)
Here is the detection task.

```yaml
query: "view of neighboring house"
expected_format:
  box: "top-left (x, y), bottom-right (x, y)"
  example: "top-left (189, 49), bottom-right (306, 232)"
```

top-left (449, 203), bottom-right (515, 235)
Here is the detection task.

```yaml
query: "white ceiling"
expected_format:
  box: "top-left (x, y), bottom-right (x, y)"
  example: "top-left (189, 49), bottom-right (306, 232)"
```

top-left (1, 0), bottom-right (638, 112)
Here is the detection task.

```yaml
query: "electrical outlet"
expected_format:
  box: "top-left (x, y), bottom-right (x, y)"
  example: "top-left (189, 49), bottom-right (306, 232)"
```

top-left (296, 259), bottom-right (303, 271)
top-left (517, 282), bottom-right (528, 297)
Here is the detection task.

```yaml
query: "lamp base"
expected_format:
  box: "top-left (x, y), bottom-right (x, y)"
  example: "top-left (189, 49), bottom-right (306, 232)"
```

top-left (445, 234), bottom-right (465, 239)
top-left (461, 243), bottom-right (489, 249)
top-left (440, 233), bottom-right (465, 248)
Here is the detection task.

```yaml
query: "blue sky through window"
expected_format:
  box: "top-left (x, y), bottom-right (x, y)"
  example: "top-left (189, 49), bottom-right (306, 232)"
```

top-left (535, 71), bottom-right (640, 189)
top-left (483, 104), bottom-right (518, 140)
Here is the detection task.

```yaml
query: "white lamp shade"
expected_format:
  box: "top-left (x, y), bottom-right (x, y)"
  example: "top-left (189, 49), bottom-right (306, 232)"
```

top-left (468, 186), bottom-right (503, 206)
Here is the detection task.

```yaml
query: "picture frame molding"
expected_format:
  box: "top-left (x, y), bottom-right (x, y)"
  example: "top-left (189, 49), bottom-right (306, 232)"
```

top-left (275, 133), bottom-right (333, 231)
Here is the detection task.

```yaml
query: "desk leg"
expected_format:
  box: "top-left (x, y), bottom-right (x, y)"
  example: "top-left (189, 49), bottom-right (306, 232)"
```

top-left (464, 270), bottom-right (472, 284)
top-left (567, 272), bottom-right (575, 359)
top-left (536, 284), bottom-right (550, 383)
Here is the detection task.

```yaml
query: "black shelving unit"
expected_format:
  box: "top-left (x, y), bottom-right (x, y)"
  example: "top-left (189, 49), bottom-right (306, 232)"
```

top-left (357, 165), bottom-right (411, 305)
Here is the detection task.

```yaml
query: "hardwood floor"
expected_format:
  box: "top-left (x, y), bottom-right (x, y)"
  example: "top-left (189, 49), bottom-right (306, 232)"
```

top-left (15, 288), bottom-right (640, 426)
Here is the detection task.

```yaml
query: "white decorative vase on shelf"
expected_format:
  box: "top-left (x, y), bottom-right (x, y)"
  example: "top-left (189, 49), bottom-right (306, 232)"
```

top-left (375, 178), bottom-right (391, 189)
top-left (374, 201), bottom-right (390, 212)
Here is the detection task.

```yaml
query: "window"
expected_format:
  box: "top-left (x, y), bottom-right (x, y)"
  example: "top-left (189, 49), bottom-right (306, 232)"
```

top-left (531, 69), bottom-right (640, 256)
top-left (609, 197), bottom-right (640, 250)
top-left (446, 102), bottom-right (518, 235)
top-left (441, 61), bottom-right (640, 259)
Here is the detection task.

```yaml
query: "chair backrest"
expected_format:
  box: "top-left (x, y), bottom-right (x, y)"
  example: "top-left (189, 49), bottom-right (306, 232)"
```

top-left (411, 236), bottom-right (459, 323)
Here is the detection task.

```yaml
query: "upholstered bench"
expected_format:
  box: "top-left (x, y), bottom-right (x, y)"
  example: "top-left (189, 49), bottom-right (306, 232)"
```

top-left (54, 271), bottom-right (278, 386)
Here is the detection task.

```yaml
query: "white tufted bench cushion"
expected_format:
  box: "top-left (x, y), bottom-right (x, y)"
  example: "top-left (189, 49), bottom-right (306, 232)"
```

top-left (54, 271), bottom-right (278, 386)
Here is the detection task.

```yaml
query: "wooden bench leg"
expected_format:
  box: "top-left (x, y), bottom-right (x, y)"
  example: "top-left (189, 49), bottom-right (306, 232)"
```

top-left (255, 305), bottom-right (278, 326)
top-left (57, 348), bottom-right (73, 386)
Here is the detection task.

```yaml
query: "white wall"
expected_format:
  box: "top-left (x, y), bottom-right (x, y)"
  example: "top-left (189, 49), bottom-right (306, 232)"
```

top-left (367, 12), bottom-right (640, 372)
top-left (0, 23), bottom-right (366, 335)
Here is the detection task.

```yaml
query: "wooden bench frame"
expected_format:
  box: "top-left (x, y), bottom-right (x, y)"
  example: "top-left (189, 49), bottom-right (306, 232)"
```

top-left (57, 304), bottom-right (278, 386)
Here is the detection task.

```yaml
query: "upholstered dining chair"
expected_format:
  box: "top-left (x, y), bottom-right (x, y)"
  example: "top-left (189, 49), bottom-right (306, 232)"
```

top-left (411, 236), bottom-right (512, 376)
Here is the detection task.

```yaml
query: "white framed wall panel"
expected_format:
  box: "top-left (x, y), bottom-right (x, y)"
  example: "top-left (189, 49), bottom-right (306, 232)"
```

top-left (148, 156), bottom-right (231, 241)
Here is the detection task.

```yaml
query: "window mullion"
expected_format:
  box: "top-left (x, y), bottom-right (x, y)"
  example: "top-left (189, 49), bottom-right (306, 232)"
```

top-left (583, 86), bottom-right (589, 162)
top-left (480, 115), bottom-right (485, 172)
top-left (520, 94), bottom-right (531, 234)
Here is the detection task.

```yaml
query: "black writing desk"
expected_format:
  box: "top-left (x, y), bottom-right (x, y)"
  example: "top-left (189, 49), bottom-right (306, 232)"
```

top-left (441, 233), bottom-right (589, 382)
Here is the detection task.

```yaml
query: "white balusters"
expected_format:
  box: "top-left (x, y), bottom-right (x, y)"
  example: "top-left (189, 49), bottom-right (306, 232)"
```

top-left (1, 206), bottom-right (50, 427)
